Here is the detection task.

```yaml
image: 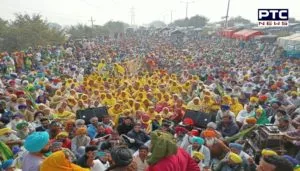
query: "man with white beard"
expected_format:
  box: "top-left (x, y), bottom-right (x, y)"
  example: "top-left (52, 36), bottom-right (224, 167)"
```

top-left (202, 130), bottom-right (230, 169)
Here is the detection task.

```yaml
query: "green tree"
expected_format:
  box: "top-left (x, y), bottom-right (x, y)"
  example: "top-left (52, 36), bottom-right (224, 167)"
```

top-left (94, 25), bottom-right (109, 37)
top-left (171, 18), bottom-right (189, 27)
top-left (170, 15), bottom-right (209, 27)
top-left (1, 14), bottom-right (64, 52)
top-left (103, 21), bottom-right (129, 34)
top-left (0, 18), bottom-right (8, 35)
top-left (66, 21), bottom-right (129, 39)
top-left (227, 16), bottom-right (252, 27)
top-left (67, 24), bottom-right (93, 39)
top-left (0, 18), bottom-right (8, 50)
top-left (188, 15), bottom-right (209, 27)
top-left (149, 20), bottom-right (166, 28)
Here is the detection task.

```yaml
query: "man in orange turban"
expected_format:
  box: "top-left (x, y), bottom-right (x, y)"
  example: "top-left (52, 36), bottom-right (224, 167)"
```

top-left (246, 117), bottom-right (257, 125)
top-left (203, 130), bottom-right (230, 163)
top-left (72, 127), bottom-right (91, 157)
top-left (202, 130), bottom-right (217, 138)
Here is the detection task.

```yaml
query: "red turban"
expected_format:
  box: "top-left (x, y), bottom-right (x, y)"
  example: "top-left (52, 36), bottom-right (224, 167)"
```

top-left (259, 95), bottom-right (268, 102)
top-left (175, 126), bottom-right (188, 134)
top-left (183, 118), bottom-right (194, 126)
top-left (189, 129), bottom-right (199, 136)
top-left (105, 128), bottom-right (113, 135)
top-left (15, 91), bottom-right (25, 98)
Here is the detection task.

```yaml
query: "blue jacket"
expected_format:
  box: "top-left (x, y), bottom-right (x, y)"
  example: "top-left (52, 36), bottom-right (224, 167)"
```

top-left (87, 124), bottom-right (97, 139)
top-left (217, 121), bottom-right (239, 137)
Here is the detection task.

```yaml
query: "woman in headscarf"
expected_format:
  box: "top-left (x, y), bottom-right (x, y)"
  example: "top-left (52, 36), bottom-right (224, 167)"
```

top-left (170, 99), bottom-right (185, 124)
top-left (132, 102), bottom-right (145, 114)
top-left (231, 97), bottom-right (244, 116)
top-left (69, 89), bottom-right (79, 99)
top-left (108, 103), bottom-right (123, 125)
top-left (40, 150), bottom-right (89, 171)
top-left (151, 113), bottom-right (163, 132)
top-left (187, 97), bottom-right (202, 111)
top-left (201, 95), bottom-right (215, 113)
top-left (147, 130), bottom-right (200, 171)
top-left (142, 99), bottom-right (152, 111)
top-left (147, 106), bottom-right (158, 120)
top-left (73, 100), bottom-right (88, 112)
top-left (103, 93), bottom-right (116, 107)
top-left (135, 91), bottom-right (146, 102)
top-left (90, 90), bottom-right (100, 102)
top-left (64, 120), bottom-right (76, 139)
top-left (222, 95), bottom-right (232, 106)
top-left (119, 91), bottom-right (130, 101)
top-left (67, 97), bottom-right (78, 113)
top-left (159, 107), bottom-right (173, 120)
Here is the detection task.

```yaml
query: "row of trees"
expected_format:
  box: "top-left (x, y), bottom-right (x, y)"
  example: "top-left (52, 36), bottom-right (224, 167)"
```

top-left (0, 14), bottom-right (131, 52)
top-left (67, 21), bottom-right (129, 39)
top-left (170, 15), bottom-right (209, 27)
top-left (1, 13), bottom-right (299, 52)
top-left (0, 14), bottom-right (65, 52)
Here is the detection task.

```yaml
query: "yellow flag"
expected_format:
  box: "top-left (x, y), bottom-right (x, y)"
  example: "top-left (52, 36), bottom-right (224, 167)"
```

top-left (115, 64), bottom-right (125, 75)
top-left (97, 62), bottom-right (106, 71)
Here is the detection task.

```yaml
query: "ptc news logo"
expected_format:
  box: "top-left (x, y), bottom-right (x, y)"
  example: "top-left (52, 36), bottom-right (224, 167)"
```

top-left (258, 9), bottom-right (289, 27)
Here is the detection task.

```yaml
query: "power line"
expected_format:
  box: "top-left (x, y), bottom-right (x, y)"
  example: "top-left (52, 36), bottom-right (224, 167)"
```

top-left (181, 0), bottom-right (194, 19)
top-left (89, 16), bottom-right (96, 37)
top-left (89, 16), bottom-right (96, 28)
top-left (130, 7), bottom-right (135, 26)
top-left (171, 10), bottom-right (173, 23)
top-left (224, 0), bottom-right (231, 28)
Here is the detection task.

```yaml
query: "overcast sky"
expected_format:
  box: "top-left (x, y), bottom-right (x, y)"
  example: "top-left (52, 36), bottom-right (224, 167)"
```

top-left (0, 0), bottom-right (299, 26)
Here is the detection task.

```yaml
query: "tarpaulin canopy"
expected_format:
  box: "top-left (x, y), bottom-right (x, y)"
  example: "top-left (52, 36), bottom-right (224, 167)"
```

top-left (232, 29), bottom-right (263, 41)
top-left (254, 35), bottom-right (278, 42)
top-left (221, 29), bottom-right (237, 38)
top-left (277, 33), bottom-right (300, 58)
top-left (277, 33), bottom-right (300, 50)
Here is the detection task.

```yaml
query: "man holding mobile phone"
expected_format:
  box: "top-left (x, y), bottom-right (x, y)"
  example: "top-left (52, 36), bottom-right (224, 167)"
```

top-left (76, 145), bottom-right (98, 168)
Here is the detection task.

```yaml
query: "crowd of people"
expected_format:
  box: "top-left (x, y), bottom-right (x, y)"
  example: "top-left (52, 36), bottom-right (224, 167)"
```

top-left (0, 32), bottom-right (299, 171)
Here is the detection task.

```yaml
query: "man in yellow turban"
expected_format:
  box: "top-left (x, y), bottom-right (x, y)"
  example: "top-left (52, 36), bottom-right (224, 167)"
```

top-left (192, 151), bottom-right (205, 169)
top-left (231, 97), bottom-right (244, 116)
top-left (261, 149), bottom-right (278, 157)
top-left (215, 152), bottom-right (243, 170)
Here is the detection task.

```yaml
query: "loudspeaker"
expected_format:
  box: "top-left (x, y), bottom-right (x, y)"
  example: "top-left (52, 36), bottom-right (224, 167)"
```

top-left (183, 110), bottom-right (212, 128)
top-left (76, 107), bottom-right (108, 124)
